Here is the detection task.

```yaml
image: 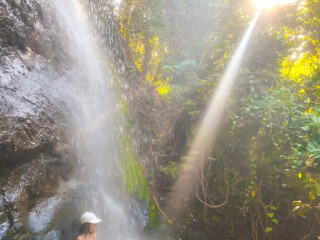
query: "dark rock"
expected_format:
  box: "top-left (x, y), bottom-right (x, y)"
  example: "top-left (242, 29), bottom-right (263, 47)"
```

top-left (0, 0), bottom-right (55, 58)
top-left (43, 229), bottom-right (60, 240)
top-left (28, 196), bottom-right (61, 234)
top-left (0, 154), bottom-right (74, 237)
top-left (0, 0), bottom-right (77, 239)
top-left (129, 198), bottom-right (149, 230)
top-left (0, 195), bottom-right (10, 239)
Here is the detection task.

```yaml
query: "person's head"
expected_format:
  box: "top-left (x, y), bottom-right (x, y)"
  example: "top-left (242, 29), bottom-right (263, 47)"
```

top-left (78, 212), bottom-right (101, 235)
top-left (78, 222), bottom-right (96, 235)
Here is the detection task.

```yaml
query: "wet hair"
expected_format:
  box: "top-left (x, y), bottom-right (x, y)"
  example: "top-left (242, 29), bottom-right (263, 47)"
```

top-left (77, 222), bottom-right (90, 236)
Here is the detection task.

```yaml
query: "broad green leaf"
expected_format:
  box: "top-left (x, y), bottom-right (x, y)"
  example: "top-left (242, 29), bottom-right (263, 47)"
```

top-left (266, 227), bottom-right (273, 233)
top-left (267, 213), bottom-right (274, 218)
top-left (269, 206), bottom-right (277, 211)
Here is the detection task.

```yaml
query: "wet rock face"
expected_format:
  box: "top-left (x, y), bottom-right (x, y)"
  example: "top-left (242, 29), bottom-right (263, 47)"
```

top-left (0, 155), bottom-right (71, 239)
top-left (0, 56), bottom-right (71, 169)
top-left (0, 0), bottom-right (55, 58)
top-left (0, 0), bottom-right (77, 239)
top-left (129, 199), bottom-right (149, 230)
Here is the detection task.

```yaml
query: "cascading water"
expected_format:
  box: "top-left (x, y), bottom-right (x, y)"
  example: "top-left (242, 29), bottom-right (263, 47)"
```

top-left (52, 0), bottom-right (143, 239)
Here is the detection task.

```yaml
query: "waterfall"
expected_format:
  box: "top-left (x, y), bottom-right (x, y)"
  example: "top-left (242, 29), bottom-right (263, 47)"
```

top-left (52, 0), bottom-right (143, 239)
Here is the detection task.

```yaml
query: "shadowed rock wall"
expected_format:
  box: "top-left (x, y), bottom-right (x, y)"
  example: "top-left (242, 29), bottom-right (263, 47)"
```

top-left (0, 0), bottom-right (77, 239)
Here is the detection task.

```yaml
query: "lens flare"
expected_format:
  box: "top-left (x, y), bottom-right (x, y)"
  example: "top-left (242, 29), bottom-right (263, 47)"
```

top-left (253, 0), bottom-right (298, 8)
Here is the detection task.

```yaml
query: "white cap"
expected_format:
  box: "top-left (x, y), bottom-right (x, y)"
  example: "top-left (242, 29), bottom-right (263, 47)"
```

top-left (80, 212), bottom-right (102, 224)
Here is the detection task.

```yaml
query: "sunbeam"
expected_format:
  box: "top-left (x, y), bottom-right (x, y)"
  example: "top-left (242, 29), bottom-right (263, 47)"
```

top-left (165, 8), bottom-right (262, 219)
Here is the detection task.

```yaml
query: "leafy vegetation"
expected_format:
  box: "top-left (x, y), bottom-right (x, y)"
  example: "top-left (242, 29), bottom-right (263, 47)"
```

top-left (115, 0), bottom-right (320, 238)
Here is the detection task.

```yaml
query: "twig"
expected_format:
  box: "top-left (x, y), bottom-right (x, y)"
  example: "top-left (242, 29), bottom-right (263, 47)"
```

top-left (153, 194), bottom-right (169, 220)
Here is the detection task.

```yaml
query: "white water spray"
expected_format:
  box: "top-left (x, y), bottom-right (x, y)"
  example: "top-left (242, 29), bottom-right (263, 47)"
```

top-left (53, 0), bottom-right (143, 239)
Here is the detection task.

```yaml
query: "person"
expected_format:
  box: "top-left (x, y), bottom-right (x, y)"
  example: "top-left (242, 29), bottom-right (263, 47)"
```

top-left (76, 212), bottom-right (102, 240)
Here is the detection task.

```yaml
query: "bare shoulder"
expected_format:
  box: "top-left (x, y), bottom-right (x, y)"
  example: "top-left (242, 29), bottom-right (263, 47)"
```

top-left (76, 236), bottom-right (83, 240)
top-left (94, 233), bottom-right (97, 239)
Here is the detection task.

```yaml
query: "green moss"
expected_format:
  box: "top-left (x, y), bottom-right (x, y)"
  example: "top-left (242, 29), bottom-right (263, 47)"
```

top-left (148, 203), bottom-right (158, 228)
top-left (120, 134), bottom-right (159, 228)
top-left (120, 134), bottom-right (147, 199)
top-left (119, 98), bottom-right (130, 117)
top-left (108, 55), bottom-right (159, 228)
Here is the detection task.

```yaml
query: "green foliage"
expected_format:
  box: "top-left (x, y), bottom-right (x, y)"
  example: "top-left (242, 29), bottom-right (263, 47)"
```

top-left (266, 227), bottom-right (273, 234)
top-left (159, 161), bottom-right (180, 179)
top-left (118, 0), bottom-right (320, 238)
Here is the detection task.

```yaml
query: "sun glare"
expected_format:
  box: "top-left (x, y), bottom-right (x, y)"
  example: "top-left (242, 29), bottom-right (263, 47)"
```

top-left (253, 0), bottom-right (298, 8)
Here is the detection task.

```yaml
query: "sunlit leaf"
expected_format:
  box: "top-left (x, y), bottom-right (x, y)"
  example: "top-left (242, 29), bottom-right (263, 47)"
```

top-left (266, 227), bottom-right (273, 233)
top-left (267, 213), bottom-right (274, 218)
top-left (251, 190), bottom-right (256, 198)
